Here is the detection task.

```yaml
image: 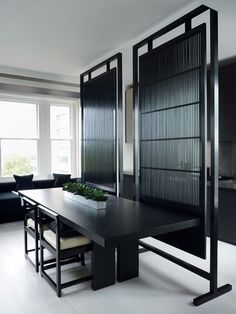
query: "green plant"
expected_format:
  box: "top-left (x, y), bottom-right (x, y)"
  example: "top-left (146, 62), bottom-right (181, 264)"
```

top-left (2, 154), bottom-right (33, 176)
top-left (63, 182), bottom-right (107, 202)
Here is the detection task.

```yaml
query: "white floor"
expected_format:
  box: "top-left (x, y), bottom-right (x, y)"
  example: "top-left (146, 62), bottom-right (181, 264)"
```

top-left (0, 221), bottom-right (235, 314)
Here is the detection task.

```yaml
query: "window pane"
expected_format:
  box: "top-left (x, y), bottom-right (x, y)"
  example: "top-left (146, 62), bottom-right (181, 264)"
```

top-left (50, 106), bottom-right (71, 139)
top-left (1, 140), bottom-right (38, 176)
top-left (0, 101), bottom-right (37, 138)
top-left (51, 140), bottom-right (71, 174)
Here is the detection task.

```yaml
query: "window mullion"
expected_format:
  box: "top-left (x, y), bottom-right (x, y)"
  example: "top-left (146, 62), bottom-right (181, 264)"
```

top-left (0, 139), bottom-right (2, 177)
top-left (38, 101), bottom-right (51, 178)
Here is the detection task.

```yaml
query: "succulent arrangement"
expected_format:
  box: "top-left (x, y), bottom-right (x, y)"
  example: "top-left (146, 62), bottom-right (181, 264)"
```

top-left (63, 182), bottom-right (107, 202)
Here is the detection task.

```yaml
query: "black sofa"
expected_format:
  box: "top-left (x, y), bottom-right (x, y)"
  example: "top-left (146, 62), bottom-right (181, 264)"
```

top-left (0, 178), bottom-right (77, 223)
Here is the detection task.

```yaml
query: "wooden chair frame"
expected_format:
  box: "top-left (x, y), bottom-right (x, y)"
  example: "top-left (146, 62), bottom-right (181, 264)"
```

top-left (23, 197), bottom-right (40, 272)
top-left (38, 205), bottom-right (92, 297)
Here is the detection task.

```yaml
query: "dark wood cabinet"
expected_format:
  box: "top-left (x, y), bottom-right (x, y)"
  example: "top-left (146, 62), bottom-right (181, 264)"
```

top-left (207, 187), bottom-right (236, 245)
top-left (218, 189), bottom-right (236, 244)
top-left (219, 61), bottom-right (236, 141)
top-left (123, 174), bottom-right (134, 200)
top-left (207, 61), bottom-right (236, 140)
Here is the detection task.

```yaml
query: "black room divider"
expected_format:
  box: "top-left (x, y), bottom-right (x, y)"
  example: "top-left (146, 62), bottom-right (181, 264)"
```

top-left (80, 53), bottom-right (122, 196)
top-left (134, 5), bottom-right (232, 306)
top-left (138, 24), bottom-right (206, 259)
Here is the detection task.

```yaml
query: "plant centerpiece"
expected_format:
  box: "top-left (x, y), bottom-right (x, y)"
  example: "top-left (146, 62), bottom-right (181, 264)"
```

top-left (63, 182), bottom-right (107, 209)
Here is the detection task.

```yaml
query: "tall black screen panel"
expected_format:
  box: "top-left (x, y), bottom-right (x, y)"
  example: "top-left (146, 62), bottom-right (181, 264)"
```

top-left (138, 25), bottom-right (206, 258)
top-left (82, 69), bottom-right (116, 192)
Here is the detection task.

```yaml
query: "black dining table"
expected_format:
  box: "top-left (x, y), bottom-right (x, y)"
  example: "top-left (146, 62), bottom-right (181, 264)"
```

top-left (19, 188), bottom-right (200, 290)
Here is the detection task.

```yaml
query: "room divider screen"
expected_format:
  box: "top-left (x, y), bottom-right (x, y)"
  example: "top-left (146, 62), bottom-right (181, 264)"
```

top-left (135, 16), bottom-right (206, 259)
top-left (138, 25), bottom-right (206, 258)
top-left (80, 53), bottom-right (122, 195)
top-left (134, 5), bottom-right (232, 306)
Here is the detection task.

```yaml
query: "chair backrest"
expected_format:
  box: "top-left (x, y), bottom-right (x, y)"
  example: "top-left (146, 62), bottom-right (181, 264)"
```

top-left (22, 197), bottom-right (37, 229)
top-left (38, 205), bottom-right (61, 250)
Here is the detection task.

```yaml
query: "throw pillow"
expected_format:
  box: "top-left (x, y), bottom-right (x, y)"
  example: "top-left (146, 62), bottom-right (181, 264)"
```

top-left (53, 173), bottom-right (71, 188)
top-left (13, 174), bottom-right (34, 191)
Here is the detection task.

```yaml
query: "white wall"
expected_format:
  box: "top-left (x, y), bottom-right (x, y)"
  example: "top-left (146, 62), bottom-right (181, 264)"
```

top-left (80, 0), bottom-right (236, 171)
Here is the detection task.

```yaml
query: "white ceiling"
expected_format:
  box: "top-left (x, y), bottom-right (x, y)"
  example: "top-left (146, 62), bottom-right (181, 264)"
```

top-left (0, 0), bottom-right (235, 80)
top-left (0, 0), bottom-right (195, 78)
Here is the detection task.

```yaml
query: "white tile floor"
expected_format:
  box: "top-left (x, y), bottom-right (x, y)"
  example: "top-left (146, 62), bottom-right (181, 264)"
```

top-left (0, 221), bottom-right (235, 314)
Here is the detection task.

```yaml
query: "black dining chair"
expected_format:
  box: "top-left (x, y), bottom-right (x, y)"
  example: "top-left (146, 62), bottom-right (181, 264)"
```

top-left (38, 205), bottom-right (92, 297)
top-left (23, 197), bottom-right (41, 272)
top-left (23, 197), bottom-right (53, 272)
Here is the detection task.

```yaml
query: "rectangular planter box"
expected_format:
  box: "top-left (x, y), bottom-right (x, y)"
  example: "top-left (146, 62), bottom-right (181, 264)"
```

top-left (64, 191), bottom-right (106, 209)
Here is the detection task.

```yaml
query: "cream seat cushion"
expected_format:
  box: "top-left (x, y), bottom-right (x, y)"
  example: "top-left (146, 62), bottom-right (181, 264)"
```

top-left (43, 229), bottom-right (91, 250)
top-left (27, 218), bottom-right (48, 231)
top-left (27, 218), bottom-right (35, 229)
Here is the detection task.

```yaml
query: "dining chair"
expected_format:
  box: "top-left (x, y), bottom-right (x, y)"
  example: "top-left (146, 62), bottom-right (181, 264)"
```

top-left (23, 196), bottom-right (53, 272)
top-left (23, 197), bottom-right (41, 272)
top-left (38, 205), bottom-right (92, 297)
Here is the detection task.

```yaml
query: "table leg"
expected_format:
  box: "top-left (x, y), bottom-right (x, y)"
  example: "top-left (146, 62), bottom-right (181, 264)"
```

top-left (91, 243), bottom-right (115, 290)
top-left (117, 240), bottom-right (139, 282)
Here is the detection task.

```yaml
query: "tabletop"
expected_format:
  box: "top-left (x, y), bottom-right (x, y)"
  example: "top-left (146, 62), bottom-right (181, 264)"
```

top-left (19, 188), bottom-right (200, 247)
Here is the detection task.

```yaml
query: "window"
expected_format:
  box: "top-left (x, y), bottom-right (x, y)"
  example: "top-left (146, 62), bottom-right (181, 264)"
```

top-left (50, 105), bottom-right (72, 174)
top-left (0, 97), bottom-right (78, 180)
top-left (0, 101), bottom-right (38, 176)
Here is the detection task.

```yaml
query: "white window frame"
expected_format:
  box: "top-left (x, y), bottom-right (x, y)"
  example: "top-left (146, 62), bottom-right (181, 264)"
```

top-left (49, 103), bottom-right (75, 175)
top-left (0, 94), bottom-right (79, 181)
top-left (0, 98), bottom-right (39, 179)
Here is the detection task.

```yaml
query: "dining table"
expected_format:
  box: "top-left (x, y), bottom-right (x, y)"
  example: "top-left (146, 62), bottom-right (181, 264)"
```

top-left (19, 187), bottom-right (200, 290)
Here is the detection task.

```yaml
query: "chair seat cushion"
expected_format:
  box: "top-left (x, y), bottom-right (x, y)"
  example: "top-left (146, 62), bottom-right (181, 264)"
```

top-left (27, 218), bottom-right (48, 231)
top-left (27, 218), bottom-right (35, 229)
top-left (43, 229), bottom-right (91, 250)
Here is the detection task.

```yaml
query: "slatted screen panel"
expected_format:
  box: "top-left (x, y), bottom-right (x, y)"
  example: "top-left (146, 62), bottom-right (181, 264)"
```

top-left (82, 69), bottom-right (116, 192)
top-left (138, 25), bottom-right (206, 258)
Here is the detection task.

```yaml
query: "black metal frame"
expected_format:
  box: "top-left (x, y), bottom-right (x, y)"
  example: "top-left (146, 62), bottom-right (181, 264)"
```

top-left (133, 5), bottom-right (232, 306)
top-left (80, 53), bottom-right (123, 196)
top-left (38, 205), bottom-right (92, 297)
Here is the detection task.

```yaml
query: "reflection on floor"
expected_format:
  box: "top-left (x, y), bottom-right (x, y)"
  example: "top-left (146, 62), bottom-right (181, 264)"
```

top-left (0, 221), bottom-right (235, 314)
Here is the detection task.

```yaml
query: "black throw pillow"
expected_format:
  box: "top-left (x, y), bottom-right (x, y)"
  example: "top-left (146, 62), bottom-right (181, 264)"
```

top-left (48, 221), bottom-right (80, 237)
top-left (13, 174), bottom-right (34, 191)
top-left (53, 173), bottom-right (71, 188)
